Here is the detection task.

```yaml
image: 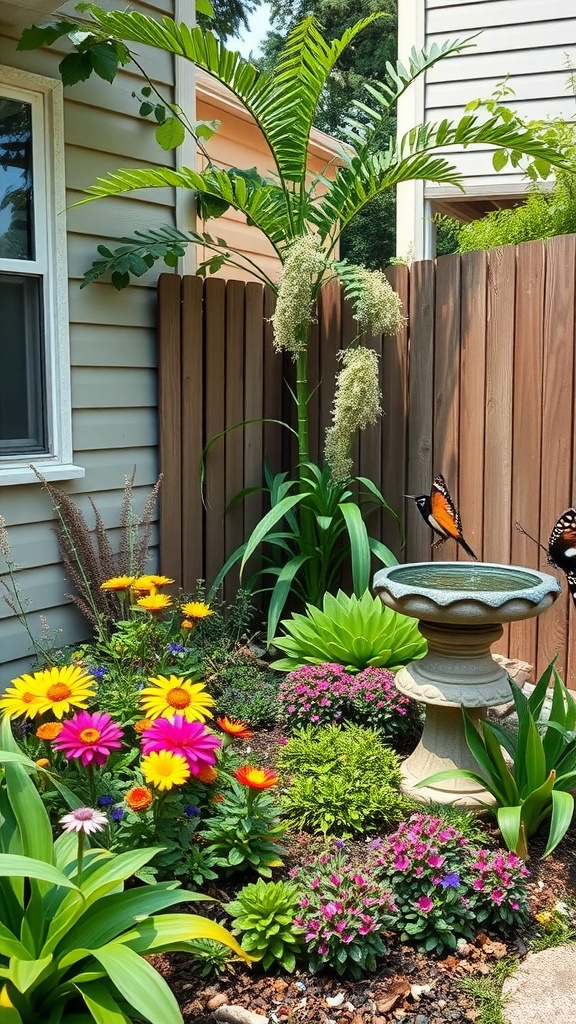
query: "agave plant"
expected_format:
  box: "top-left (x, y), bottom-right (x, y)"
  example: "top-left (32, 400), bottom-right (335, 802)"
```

top-left (18, 9), bottom-right (569, 628)
top-left (271, 589), bottom-right (427, 672)
top-left (418, 660), bottom-right (576, 860)
top-left (0, 719), bottom-right (249, 1024)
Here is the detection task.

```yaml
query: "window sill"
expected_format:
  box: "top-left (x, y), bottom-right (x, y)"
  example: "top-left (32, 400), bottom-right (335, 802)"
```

top-left (0, 463), bottom-right (86, 486)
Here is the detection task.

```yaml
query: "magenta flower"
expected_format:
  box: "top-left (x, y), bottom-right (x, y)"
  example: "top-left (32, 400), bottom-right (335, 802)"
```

top-left (394, 854), bottom-right (410, 870)
top-left (417, 895), bottom-right (434, 913)
top-left (141, 714), bottom-right (221, 774)
top-left (53, 711), bottom-right (124, 766)
top-left (490, 889), bottom-right (505, 904)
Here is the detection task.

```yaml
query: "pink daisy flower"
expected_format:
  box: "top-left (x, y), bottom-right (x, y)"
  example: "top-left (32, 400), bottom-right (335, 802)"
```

top-left (60, 807), bottom-right (108, 834)
top-left (53, 710), bottom-right (124, 766)
top-left (140, 714), bottom-right (221, 774)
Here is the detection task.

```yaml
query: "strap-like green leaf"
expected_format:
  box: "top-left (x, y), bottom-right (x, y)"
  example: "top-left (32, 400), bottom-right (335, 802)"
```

top-left (496, 805), bottom-right (522, 855)
top-left (266, 555), bottom-right (311, 646)
top-left (338, 502), bottom-right (370, 595)
top-left (87, 943), bottom-right (182, 1024)
top-left (240, 494), bottom-right (304, 574)
top-left (542, 789), bottom-right (574, 858)
top-left (76, 980), bottom-right (132, 1023)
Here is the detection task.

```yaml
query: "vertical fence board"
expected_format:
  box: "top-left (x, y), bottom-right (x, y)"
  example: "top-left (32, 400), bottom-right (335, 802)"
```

top-left (433, 254), bottom-right (461, 562)
top-left (158, 274), bottom-right (183, 586)
top-left (243, 283), bottom-right (265, 569)
top-left (223, 280), bottom-right (246, 601)
top-left (381, 265), bottom-right (409, 559)
top-left (508, 242), bottom-right (545, 670)
top-left (458, 250), bottom-right (487, 563)
top-left (406, 260), bottom-right (435, 562)
top-left (538, 235), bottom-right (575, 676)
top-left (180, 276), bottom-right (204, 591)
top-left (263, 286), bottom-right (284, 476)
top-left (203, 278), bottom-right (227, 588)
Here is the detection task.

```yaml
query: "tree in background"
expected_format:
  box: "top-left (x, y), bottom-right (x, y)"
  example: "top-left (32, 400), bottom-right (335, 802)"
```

top-left (198, 0), bottom-right (259, 41)
top-left (258, 0), bottom-right (398, 268)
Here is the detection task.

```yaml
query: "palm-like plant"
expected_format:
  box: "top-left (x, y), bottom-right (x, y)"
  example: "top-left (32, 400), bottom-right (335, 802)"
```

top-left (19, 9), bottom-right (568, 631)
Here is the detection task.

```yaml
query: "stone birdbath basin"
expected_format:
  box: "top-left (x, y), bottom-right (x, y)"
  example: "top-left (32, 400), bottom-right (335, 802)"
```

top-left (373, 562), bottom-right (560, 808)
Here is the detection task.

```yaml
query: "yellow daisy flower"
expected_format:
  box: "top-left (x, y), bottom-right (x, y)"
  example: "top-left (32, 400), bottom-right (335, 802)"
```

top-left (100, 576), bottom-right (135, 591)
top-left (0, 677), bottom-right (45, 720)
top-left (141, 749), bottom-right (190, 790)
top-left (140, 675), bottom-right (215, 722)
top-left (136, 593), bottom-right (173, 613)
top-left (132, 575), bottom-right (157, 594)
top-left (180, 601), bottom-right (214, 620)
top-left (21, 666), bottom-right (96, 720)
top-left (146, 575), bottom-right (175, 588)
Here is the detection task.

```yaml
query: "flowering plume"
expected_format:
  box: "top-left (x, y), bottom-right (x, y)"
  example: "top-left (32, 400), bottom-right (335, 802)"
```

top-left (324, 346), bottom-right (382, 482)
top-left (271, 235), bottom-right (325, 356)
top-left (350, 268), bottom-right (405, 336)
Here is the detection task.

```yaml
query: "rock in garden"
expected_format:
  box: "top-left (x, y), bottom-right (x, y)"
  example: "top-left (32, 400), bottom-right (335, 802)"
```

top-left (206, 993), bottom-right (230, 1011)
top-left (502, 946), bottom-right (576, 1024)
top-left (215, 1006), bottom-right (270, 1024)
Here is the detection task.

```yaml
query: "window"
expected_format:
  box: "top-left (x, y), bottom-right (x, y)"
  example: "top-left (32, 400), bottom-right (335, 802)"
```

top-left (0, 66), bottom-right (83, 484)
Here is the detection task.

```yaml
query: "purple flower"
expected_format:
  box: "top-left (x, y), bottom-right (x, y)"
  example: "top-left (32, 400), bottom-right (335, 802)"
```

top-left (184, 804), bottom-right (200, 817)
top-left (333, 838), bottom-right (347, 851)
top-left (97, 794), bottom-right (114, 806)
top-left (89, 666), bottom-right (106, 681)
top-left (111, 807), bottom-right (124, 822)
top-left (168, 642), bottom-right (185, 655)
top-left (441, 872), bottom-right (460, 888)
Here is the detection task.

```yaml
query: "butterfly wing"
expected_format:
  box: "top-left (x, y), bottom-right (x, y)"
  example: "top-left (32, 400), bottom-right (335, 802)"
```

top-left (430, 474), bottom-right (462, 541)
top-left (548, 510), bottom-right (576, 607)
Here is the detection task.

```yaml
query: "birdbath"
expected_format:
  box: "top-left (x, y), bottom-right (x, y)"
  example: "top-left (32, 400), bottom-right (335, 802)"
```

top-left (373, 562), bottom-right (560, 808)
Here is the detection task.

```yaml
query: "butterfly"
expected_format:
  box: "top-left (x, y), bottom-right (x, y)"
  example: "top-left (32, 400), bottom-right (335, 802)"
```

top-left (407, 474), bottom-right (478, 560)
top-left (515, 509), bottom-right (576, 606)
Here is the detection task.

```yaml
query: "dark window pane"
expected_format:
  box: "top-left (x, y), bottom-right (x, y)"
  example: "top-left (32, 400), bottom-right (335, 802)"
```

top-left (0, 274), bottom-right (46, 453)
top-left (0, 97), bottom-right (34, 260)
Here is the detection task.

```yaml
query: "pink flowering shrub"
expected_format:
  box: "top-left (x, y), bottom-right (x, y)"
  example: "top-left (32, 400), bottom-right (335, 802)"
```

top-left (278, 663), bottom-right (420, 746)
top-left (372, 813), bottom-right (529, 954)
top-left (289, 851), bottom-right (396, 978)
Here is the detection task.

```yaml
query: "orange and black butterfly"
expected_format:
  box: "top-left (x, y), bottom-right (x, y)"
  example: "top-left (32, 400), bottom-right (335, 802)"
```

top-left (516, 508), bottom-right (576, 607)
top-left (408, 474), bottom-right (478, 560)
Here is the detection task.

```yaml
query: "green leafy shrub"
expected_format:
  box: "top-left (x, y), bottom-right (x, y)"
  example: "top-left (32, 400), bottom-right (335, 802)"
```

top-left (226, 878), bottom-right (303, 971)
top-left (272, 590), bottom-right (426, 673)
top-left (199, 775), bottom-right (286, 877)
top-left (212, 656), bottom-right (280, 728)
top-left (290, 850), bottom-right (396, 978)
top-left (277, 724), bottom-right (411, 836)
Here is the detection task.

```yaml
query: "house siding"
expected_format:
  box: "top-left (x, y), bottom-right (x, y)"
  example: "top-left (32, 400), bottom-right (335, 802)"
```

top-left (0, 13), bottom-right (172, 686)
top-left (397, 0), bottom-right (576, 257)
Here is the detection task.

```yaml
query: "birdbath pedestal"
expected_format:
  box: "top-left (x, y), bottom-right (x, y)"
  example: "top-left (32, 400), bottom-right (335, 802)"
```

top-left (373, 563), bottom-right (560, 809)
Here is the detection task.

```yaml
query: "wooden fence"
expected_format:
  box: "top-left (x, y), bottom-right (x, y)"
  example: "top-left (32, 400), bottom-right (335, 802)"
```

top-left (158, 234), bottom-right (576, 681)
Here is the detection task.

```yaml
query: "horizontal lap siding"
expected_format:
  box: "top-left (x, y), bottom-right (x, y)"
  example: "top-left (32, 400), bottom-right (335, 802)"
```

top-left (0, 11), bottom-right (173, 687)
top-left (423, 1), bottom-right (576, 197)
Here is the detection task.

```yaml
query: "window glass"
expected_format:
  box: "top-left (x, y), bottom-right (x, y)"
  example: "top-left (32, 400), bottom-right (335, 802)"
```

top-left (0, 273), bottom-right (46, 453)
top-left (0, 96), bottom-right (33, 260)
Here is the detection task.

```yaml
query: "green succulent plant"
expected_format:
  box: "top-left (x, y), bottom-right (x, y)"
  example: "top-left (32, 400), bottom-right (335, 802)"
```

top-left (271, 589), bottom-right (426, 672)
top-left (225, 878), bottom-right (303, 972)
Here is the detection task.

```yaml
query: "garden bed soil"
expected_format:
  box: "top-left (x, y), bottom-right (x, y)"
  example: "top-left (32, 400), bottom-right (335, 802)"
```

top-left (154, 730), bottom-right (576, 1024)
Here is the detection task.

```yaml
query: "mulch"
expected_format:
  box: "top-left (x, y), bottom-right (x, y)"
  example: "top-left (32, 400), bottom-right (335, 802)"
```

top-left (153, 729), bottom-right (576, 1024)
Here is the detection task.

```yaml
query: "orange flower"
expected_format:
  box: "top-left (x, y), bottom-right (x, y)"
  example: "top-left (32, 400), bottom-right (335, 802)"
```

top-left (100, 576), bottom-right (135, 591)
top-left (134, 718), bottom-right (153, 734)
top-left (146, 575), bottom-right (174, 588)
top-left (36, 721), bottom-right (63, 740)
top-left (197, 765), bottom-right (218, 784)
top-left (136, 593), bottom-right (173, 613)
top-left (35, 757), bottom-right (50, 769)
top-left (181, 619), bottom-right (193, 630)
top-left (125, 786), bottom-right (153, 811)
top-left (132, 575), bottom-right (157, 594)
top-left (213, 793), bottom-right (225, 803)
top-left (234, 765), bottom-right (278, 790)
top-left (216, 717), bottom-right (253, 740)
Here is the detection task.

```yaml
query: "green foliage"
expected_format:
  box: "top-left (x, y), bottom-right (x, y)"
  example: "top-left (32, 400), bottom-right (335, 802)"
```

top-left (420, 660), bottom-right (576, 859)
top-left (529, 901), bottom-right (576, 952)
top-left (187, 937), bottom-right (244, 979)
top-left (459, 958), bottom-right (519, 1024)
top-left (0, 722), bottom-right (248, 1024)
top-left (277, 723), bottom-right (410, 836)
top-left (211, 462), bottom-right (401, 646)
top-left (226, 878), bottom-right (303, 971)
top-left (423, 802), bottom-right (492, 846)
top-left (199, 782), bottom-right (286, 877)
top-left (272, 589), bottom-right (427, 672)
top-left (212, 658), bottom-right (280, 728)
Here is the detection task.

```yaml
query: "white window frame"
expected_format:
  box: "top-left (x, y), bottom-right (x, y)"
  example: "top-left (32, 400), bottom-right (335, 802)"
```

top-left (0, 64), bottom-right (84, 485)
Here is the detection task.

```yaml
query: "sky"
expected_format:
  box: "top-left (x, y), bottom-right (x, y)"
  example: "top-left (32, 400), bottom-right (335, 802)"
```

top-left (233, 2), bottom-right (272, 58)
